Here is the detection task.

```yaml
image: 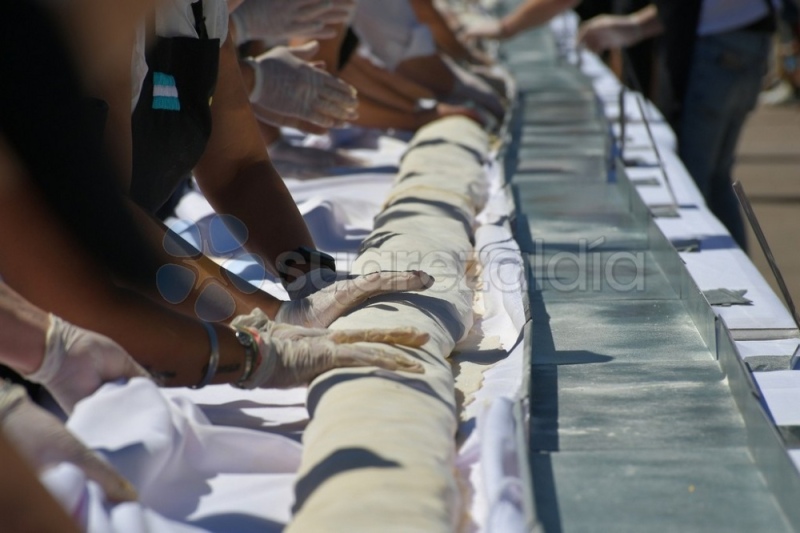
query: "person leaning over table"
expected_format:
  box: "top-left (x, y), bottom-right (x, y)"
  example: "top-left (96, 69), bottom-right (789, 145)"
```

top-left (84, 0), bottom-right (366, 322)
top-left (295, 0), bottom-right (504, 131)
top-left (462, 0), bottom-right (580, 41)
top-left (350, 0), bottom-right (506, 126)
top-left (0, 0), bottom-right (431, 391)
top-left (228, 0), bottom-right (361, 133)
top-left (228, 0), bottom-right (368, 173)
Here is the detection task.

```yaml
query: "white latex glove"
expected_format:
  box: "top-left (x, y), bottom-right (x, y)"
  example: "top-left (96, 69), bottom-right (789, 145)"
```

top-left (232, 0), bottom-right (355, 44)
top-left (577, 15), bottom-right (640, 53)
top-left (246, 42), bottom-right (359, 129)
top-left (463, 18), bottom-right (505, 41)
top-left (0, 381), bottom-right (137, 502)
top-left (24, 315), bottom-right (150, 414)
top-left (275, 270), bottom-right (435, 329)
top-left (232, 310), bottom-right (427, 388)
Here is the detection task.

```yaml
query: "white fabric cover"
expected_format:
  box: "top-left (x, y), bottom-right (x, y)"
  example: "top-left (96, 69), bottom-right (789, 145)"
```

top-left (42, 378), bottom-right (302, 532)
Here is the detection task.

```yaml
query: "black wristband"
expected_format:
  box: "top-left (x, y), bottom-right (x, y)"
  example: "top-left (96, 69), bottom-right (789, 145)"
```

top-left (277, 246), bottom-right (336, 283)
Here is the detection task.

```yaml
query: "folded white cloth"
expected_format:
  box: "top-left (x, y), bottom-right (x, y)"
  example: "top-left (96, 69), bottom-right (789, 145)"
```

top-left (41, 378), bottom-right (302, 532)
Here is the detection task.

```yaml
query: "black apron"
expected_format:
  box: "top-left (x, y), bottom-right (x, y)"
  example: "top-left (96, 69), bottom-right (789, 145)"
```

top-left (130, 1), bottom-right (220, 214)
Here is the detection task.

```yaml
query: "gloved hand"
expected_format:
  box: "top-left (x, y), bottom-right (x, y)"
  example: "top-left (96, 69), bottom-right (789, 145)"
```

top-left (275, 270), bottom-right (435, 329)
top-left (0, 381), bottom-right (137, 502)
top-left (232, 0), bottom-right (356, 44)
top-left (463, 18), bottom-right (506, 41)
top-left (246, 42), bottom-right (359, 129)
top-left (24, 315), bottom-right (150, 414)
top-left (232, 310), bottom-right (427, 388)
top-left (577, 15), bottom-right (641, 53)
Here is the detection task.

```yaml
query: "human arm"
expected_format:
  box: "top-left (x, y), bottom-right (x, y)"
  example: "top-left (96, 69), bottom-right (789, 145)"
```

top-left (0, 158), bottom-right (430, 389)
top-left (396, 54), bottom-right (505, 125)
top-left (577, 4), bottom-right (662, 52)
top-left (340, 53), bottom-right (435, 113)
top-left (409, 0), bottom-right (492, 64)
top-left (0, 381), bottom-right (138, 502)
top-left (464, 0), bottom-right (580, 40)
top-left (338, 54), bottom-right (485, 130)
top-left (194, 35), bottom-right (318, 279)
top-left (0, 158), bottom-right (251, 387)
top-left (0, 282), bottom-right (147, 413)
top-left (0, 430), bottom-right (82, 533)
top-left (0, 282), bottom-right (49, 375)
top-left (293, 22), bottom-right (351, 75)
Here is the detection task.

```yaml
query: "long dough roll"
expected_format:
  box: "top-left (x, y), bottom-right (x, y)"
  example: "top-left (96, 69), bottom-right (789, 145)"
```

top-left (287, 116), bottom-right (489, 533)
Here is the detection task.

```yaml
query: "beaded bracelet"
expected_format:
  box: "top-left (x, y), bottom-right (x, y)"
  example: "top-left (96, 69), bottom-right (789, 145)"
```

top-left (192, 322), bottom-right (220, 389)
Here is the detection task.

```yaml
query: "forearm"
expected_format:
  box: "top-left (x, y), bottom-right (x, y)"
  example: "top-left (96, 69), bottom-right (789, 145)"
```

top-left (0, 283), bottom-right (48, 375)
top-left (342, 54), bottom-right (435, 103)
top-left (293, 22), bottom-right (349, 75)
top-left (341, 61), bottom-right (421, 113)
top-left (194, 34), bottom-right (315, 282)
top-left (199, 160), bottom-right (315, 276)
top-left (631, 4), bottom-right (663, 42)
top-left (349, 94), bottom-right (437, 130)
top-left (0, 181), bottom-right (250, 388)
top-left (502, 0), bottom-right (580, 38)
top-left (122, 199), bottom-right (282, 321)
top-left (0, 433), bottom-right (81, 533)
top-left (396, 55), bottom-right (456, 96)
top-left (409, 0), bottom-right (473, 62)
top-left (227, 0), bottom-right (245, 15)
top-left (80, 288), bottom-right (250, 387)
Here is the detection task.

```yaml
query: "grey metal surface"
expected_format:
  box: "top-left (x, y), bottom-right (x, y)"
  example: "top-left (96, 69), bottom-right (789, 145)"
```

top-left (518, 133), bottom-right (608, 159)
top-left (511, 68), bottom-right (598, 94)
top-left (717, 324), bottom-right (800, 529)
top-left (531, 448), bottom-right (792, 533)
top-left (529, 360), bottom-right (749, 451)
top-left (511, 155), bottom-right (609, 182)
top-left (501, 18), bottom-right (800, 532)
top-left (520, 104), bottom-right (602, 125)
top-left (514, 209), bottom-right (648, 254)
top-left (525, 300), bottom-right (711, 365)
top-left (524, 251), bottom-right (678, 301)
